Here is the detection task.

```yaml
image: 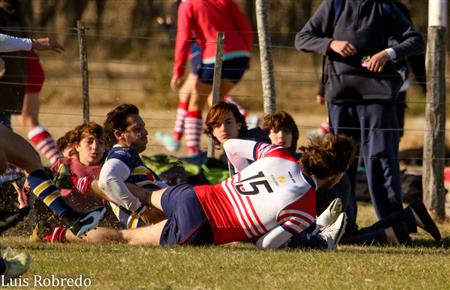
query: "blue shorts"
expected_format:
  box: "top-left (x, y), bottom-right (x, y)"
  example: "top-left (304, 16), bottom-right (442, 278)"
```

top-left (190, 42), bottom-right (201, 76)
top-left (160, 184), bottom-right (214, 246)
top-left (198, 57), bottom-right (249, 85)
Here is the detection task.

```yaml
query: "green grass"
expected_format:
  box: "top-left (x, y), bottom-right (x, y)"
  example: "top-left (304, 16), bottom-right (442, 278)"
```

top-left (1, 203), bottom-right (449, 290)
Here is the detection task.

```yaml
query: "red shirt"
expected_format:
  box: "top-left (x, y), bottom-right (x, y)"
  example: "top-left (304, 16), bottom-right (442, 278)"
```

top-left (173, 0), bottom-right (253, 78)
top-left (51, 157), bottom-right (104, 212)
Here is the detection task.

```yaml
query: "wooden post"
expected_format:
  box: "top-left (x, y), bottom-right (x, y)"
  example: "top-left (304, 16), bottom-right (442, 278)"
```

top-left (77, 21), bottom-right (90, 124)
top-left (423, 0), bottom-right (447, 219)
top-left (256, 0), bottom-right (276, 114)
top-left (207, 32), bottom-right (225, 158)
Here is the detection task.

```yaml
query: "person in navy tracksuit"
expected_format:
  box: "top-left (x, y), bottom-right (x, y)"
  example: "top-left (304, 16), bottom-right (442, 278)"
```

top-left (295, 0), bottom-right (425, 222)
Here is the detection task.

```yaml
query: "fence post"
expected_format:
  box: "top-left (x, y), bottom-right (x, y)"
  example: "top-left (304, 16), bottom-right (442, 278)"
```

top-left (256, 0), bottom-right (276, 114)
top-left (207, 32), bottom-right (225, 158)
top-left (423, 0), bottom-right (447, 219)
top-left (77, 20), bottom-right (90, 124)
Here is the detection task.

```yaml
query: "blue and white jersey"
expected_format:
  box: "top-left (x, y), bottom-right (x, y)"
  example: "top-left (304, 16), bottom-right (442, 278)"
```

top-left (99, 145), bottom-right (167, 212)
top-left (106, 146), bottom-right (166, 190)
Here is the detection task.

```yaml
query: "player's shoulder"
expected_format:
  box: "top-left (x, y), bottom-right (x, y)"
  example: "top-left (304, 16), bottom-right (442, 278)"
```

top-left (255, 143), bottom-right (297, 162)
top-left (107, 146), bottom-right (140, 164)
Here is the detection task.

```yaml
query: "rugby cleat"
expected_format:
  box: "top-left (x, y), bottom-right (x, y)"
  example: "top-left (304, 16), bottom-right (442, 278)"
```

top-left (318, 212), bottom-right (347, 250)
top-left (69, 207), bottom-right (106, 237)
top-left (316, 198), bottom-right (342, 230)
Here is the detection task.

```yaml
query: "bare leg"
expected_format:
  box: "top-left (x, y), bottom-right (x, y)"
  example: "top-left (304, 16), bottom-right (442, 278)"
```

top-left (20, 92), bottom-right (40, 132)
top-left (0, 124), bottom-right (42, 174)
top-left (121, 220), bottom-right (167, 245)
top-left (189, 80), bottom-right (210, 111)
top-left (65, 227), bottom-right (127, 244)
top-left (66, 220), bottom-right (167, 245)
top-left (207, 79), bottom-right (238, 107)
top-left (179, 73), bottom-right (197, 103)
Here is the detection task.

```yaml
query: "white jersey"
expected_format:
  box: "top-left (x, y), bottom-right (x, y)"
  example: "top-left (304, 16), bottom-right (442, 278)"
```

top-left (195, 139), bottom-right (316, 246)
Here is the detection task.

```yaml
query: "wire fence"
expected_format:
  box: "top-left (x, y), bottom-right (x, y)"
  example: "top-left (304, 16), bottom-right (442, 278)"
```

top-left (1, 25), bottom-right (448, 162)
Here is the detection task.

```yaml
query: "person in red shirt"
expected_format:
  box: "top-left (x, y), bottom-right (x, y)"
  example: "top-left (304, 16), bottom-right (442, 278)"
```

top-left (170, 0), bottom-right (252, 156)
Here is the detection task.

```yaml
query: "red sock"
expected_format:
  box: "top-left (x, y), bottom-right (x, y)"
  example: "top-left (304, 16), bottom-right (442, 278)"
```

top-left (27, 126), bottom-right (63, 165)
top-left (185, 110), bottom-right (202, 155)
top-left (43, 226), bottom-right (67, 243)
top-left (173, 101), bottom-right (189, 141)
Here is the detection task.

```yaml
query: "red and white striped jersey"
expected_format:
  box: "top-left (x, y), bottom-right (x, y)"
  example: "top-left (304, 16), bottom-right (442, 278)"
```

top-left (195, 140), bottom-right (316, 245)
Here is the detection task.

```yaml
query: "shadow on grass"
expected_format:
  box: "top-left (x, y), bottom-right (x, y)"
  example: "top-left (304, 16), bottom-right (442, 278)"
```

top-left (340, 238), bottom-right (450, 256)
top-left (411, 236), bottom-right (450, 249)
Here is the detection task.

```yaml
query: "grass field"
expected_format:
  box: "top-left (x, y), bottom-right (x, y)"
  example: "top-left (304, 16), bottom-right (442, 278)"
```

top-left (1, 203), bottom-right (449, 290)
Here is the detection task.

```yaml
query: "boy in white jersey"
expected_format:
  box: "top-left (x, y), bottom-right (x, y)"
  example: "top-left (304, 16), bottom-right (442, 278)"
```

top-left (67, 134), bottom-right (356, 249)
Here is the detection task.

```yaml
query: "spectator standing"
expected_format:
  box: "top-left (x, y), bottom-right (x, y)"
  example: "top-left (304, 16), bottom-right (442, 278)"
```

top-left (295, 0), bottom-right (425, 221)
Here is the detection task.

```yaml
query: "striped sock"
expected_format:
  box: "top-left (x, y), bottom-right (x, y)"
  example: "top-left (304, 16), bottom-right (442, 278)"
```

top-left (173, 101), bottom-right (189, 141)
top-left (27, 126), bottom-right (63, 165)
top-left (185, 110), bottom-right (202, 155)
top-left (109, 202), bottom-right (144, 229)
top-left (223, 95), bottom-right (247, 118)
top-left (27, 169), bottom-right (76, 219)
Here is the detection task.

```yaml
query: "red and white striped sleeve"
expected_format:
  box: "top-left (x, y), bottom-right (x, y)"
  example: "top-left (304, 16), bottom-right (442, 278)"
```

top-left (277, 188), bottom-right (316, 235)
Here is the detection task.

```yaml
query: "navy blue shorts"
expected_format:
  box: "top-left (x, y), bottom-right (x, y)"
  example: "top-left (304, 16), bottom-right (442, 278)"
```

top-left (198, 57), bottom-right (249, 85)
top-left (160, 184), bottom-right (214, 246)
top-left (190, 42), bottom-right (201, 76)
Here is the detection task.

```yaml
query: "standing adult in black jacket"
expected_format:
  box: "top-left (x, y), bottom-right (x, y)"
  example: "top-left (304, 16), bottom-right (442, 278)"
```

top-left (295, 0), bottom-right (425, 221)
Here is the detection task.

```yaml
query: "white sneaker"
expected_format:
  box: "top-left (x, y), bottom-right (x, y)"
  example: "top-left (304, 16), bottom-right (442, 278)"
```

top-left (2, 247), bottom-right (32, 279)
top-left (316, 198), bottom-right (342, 230)
top-left (318, 212), bottom-right (347, 250)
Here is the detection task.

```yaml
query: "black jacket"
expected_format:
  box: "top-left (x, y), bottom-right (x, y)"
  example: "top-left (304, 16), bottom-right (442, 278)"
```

top-left (295, 0), bottom-right (425, 102)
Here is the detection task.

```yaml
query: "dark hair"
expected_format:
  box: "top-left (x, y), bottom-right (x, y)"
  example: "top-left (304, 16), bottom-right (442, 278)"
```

top-left (261, 111), bottom-right (299, 151)
top-left (204, 101), bottom-right (247, 145)
top-left (299, 134), bottom-right (357, 179)
top-left (103, 104), bottom-right (139, 148)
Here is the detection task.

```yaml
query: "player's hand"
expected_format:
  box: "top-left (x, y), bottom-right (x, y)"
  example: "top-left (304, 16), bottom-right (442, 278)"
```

top-left (316, 94), bottom-right (325, 106)
top-left (329, 40), bottom-right (357, 57)
top-left (170, 76), bottom-right (182, 90)
top-left (32, 37), bottom-right (64, 53)
top-left (365, 50), bottom-right (391, 73)
top-left (53, 164), bottom-right (74, 189)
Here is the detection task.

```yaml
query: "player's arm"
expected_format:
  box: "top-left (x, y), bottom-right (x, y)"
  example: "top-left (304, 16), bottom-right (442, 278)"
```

top-left (258, 193), bottom-right (316, 249)
top-left (256, 225), bottom-right (293, 249)
top-left (0, 33), bottom-right (32, 52)
top-left (98, 158), bottom-right (144, 212)
top-left (223, 139), bottom-right (258, 172)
